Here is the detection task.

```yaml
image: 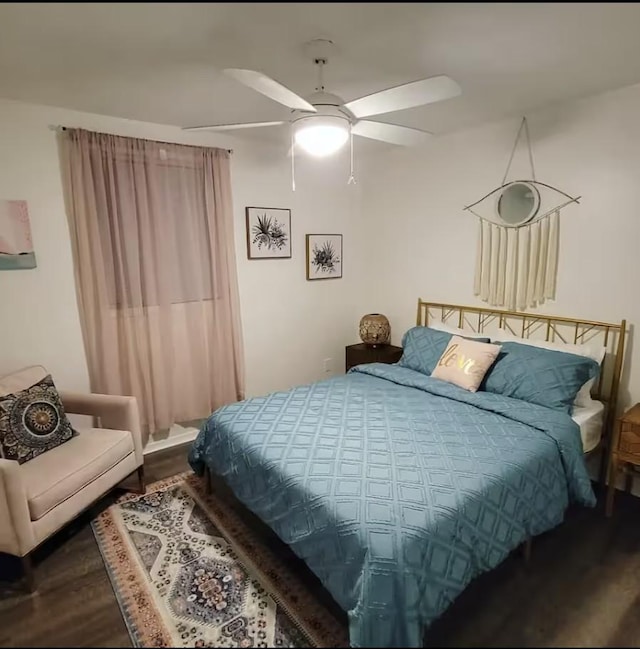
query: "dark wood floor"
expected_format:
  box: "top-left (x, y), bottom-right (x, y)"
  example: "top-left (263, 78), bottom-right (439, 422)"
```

top-left (1, 444), bottom-right (640, 648)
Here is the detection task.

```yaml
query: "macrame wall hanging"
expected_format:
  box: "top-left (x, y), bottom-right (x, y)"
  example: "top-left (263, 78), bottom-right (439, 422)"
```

top-left (464, 117), bottom-right (580, 311)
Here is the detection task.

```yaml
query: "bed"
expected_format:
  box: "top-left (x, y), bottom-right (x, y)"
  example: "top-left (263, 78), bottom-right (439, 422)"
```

top-left (188, 300), bottom-right (626, 648)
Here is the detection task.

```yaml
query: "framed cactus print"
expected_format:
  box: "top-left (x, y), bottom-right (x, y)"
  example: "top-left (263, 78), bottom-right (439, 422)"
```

top-left (305, 234), bottom-right (342, 281)
top-left (245, 207), bottom-right (291, 259)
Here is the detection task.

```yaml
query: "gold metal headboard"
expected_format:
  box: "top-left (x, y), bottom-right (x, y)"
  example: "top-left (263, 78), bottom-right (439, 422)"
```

top-left (416, 299), bottom-right (627, 452)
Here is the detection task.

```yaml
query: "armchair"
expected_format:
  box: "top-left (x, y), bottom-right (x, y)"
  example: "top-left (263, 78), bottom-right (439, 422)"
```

top-left (0, 366), bottom-right (147, 591)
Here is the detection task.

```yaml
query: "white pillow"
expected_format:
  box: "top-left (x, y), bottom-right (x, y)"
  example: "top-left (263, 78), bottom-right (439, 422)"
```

top-left (429, 321), bottom-right (491, 340)
top-left (492, 330), bottom-right (606, 407)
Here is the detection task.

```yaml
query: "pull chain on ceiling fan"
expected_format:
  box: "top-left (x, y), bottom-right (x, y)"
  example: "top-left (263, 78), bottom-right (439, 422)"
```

top-left (183, 39), bottom-right (461, 185)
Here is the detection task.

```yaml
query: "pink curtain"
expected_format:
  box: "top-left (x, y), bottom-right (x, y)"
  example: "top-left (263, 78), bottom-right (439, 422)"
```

top-left (59, 128), bottom-right (244, 437)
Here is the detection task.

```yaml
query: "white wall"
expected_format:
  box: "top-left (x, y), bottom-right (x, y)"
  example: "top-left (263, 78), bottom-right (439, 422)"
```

top-left (233, 148), bottom-right (365, 397)
top-left (361, 82), bottom-right (640, 411)
top-left (3, 79), bottom-right (640, 446)
top-left (0, 98), bottom-right (365, 414)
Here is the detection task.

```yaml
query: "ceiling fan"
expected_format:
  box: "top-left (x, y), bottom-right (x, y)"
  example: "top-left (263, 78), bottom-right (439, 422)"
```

top-left (183, 39), bottom-right (461, 159)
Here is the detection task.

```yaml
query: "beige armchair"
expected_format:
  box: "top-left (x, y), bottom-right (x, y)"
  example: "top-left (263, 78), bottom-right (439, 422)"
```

top-left (0, 366), bottom-right (147, 591)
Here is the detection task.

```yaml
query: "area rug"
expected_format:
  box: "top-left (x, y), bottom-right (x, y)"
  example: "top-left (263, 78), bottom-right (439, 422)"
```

top-left (92, 472), bottom-right (348, 648)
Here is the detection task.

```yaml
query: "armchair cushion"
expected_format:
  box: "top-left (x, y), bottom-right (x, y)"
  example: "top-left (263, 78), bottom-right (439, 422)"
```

top-left (0, 365), bottom-right (48, 394)
top-left (20, 427), bottom-right (134, 520)
top-left (0, 372), bottom-right (75, 464)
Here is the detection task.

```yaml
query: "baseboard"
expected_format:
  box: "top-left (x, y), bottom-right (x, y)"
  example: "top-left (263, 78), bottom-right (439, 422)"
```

top-left (144, 427), bottom-right (199, 455)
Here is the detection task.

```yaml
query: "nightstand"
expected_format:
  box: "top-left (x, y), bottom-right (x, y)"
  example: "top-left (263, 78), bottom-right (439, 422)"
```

top-left (345, 343), bottom-right (403, 372)
top-left (606, 403), bottom-right (640, 516)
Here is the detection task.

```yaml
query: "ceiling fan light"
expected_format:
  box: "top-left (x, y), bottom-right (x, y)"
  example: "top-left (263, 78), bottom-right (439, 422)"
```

top-left (294, 116), bottom-right (349, 157)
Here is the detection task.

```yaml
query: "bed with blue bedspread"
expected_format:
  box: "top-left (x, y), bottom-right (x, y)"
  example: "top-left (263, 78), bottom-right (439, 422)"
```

top-left (188, 361), bottom-right (596, 648)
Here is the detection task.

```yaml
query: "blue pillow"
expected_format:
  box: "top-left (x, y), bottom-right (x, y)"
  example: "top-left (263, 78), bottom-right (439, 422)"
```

top-left (399, 326), bottom-right (491, 376)
top-left (482, 341), bottom-right (600, 413)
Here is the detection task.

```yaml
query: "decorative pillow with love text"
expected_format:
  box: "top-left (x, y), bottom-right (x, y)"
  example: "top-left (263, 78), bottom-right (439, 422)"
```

top-left (431, 336), bottom-right (502, 392)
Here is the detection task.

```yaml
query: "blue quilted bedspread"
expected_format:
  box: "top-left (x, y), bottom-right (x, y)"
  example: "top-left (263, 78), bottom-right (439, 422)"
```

top-left (188, 364), bottom-right (595, 647)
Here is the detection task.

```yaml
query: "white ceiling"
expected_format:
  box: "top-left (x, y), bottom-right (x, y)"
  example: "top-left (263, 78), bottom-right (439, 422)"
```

top-left (2, 2), bottom-right (640, 147)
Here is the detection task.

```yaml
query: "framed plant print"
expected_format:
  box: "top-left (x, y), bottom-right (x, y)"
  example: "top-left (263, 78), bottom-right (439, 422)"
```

top-left (306, 234), bottom-right (342, 281)
top-left (245, 207), bottom-right (291, 259)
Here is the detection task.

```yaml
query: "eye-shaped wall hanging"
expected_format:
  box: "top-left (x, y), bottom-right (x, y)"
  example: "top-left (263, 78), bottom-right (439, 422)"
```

top-left (463, 118), bottom-right (581, 312)
top-left (466, 178), bottom-right (578, 228)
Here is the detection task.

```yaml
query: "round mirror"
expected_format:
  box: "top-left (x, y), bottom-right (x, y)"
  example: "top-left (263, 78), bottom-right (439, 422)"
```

top-left (495, 181), bottom-right (540, 226)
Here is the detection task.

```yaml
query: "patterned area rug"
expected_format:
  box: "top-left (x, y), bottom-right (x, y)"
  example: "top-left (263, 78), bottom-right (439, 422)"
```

top-left (92, 473), bottom-right (347, 648)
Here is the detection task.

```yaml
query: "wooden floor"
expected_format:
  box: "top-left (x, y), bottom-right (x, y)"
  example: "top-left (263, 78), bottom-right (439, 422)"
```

top-left (1, 444), bottom-right (640, 647)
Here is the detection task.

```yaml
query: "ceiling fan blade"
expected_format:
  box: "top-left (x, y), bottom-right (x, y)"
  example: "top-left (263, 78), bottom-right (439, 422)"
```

top-left (351, 120), bottom-right (432, 146)
top-left (345, 75), bottom-right (461, 118)
top-left (182, 121), bottom-right (285, 132)
top-left (224, 69), bottom-right (317, 112)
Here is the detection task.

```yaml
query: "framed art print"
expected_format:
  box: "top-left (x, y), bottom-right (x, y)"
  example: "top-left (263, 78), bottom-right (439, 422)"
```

top-left (0, 200), bottom-right (36, 270)
top-left (306, 233), bottom-right (342, 280)
top-left (245, 207), bottom-right (291, 259)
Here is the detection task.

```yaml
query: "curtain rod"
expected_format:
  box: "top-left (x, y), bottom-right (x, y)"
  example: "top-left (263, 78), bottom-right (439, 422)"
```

top-left (48, 125), bottom-right (233, 154)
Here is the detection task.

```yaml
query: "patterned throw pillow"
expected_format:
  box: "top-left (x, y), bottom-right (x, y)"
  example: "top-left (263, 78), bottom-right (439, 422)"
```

top-left (0, 374), bottom-right (75, 464)
top-left (431, 336), bottom-right (502, 392)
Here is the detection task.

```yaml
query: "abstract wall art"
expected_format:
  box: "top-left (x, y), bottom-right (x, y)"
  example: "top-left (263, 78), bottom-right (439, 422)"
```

top-left (0, 200), bottom-right (36, 270)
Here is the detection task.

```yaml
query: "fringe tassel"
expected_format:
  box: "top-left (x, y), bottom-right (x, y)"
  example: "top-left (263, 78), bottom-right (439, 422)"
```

top-left (473, 211), bottom-right (559, 310)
